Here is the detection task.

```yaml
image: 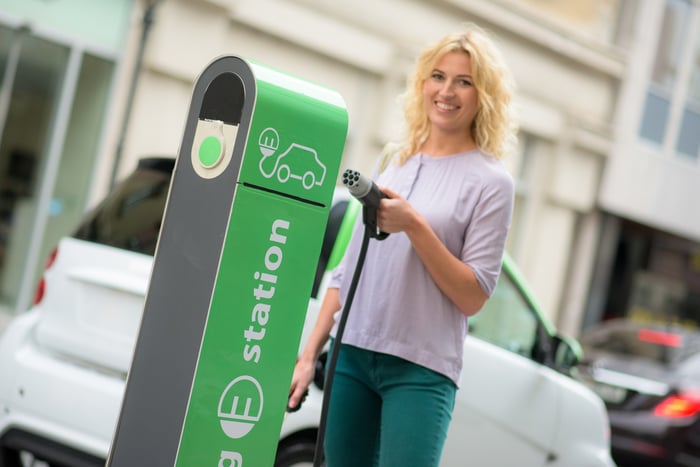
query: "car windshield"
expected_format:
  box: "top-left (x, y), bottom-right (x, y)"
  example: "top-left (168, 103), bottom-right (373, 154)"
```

top-left (72, 158), bottom-right (174, 256)
top-left (581, 321), bottom-right (700, 366)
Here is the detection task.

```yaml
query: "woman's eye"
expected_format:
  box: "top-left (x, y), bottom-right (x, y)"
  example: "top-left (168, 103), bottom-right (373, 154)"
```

top-left (431, 73), bottom-right (444, 80)
top-left (459, 79), bottom-right (473, 87)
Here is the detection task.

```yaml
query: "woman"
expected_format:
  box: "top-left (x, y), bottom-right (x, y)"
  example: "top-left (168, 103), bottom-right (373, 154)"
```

top-left (289, 24), bottom-right (517, 466)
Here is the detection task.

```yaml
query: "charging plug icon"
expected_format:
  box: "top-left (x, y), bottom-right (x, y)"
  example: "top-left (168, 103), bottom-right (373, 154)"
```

top-left (259, 127), bottom-right (280, 156)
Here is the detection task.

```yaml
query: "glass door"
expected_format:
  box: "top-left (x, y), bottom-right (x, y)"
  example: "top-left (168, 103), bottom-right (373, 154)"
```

top-left (0, 30), bottom-right (116, 315)
top-left (38, 53), bottom-right (114, 285)
top-left (0, 29), bottom-right (70, 311)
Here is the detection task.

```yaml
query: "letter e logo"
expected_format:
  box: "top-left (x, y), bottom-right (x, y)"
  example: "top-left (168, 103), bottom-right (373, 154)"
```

top-left (218, 376), bottom-right (264, 439)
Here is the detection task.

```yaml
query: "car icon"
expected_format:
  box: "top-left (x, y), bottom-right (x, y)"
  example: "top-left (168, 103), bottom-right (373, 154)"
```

top-left (258, 129), bottom-right (326, 190)
top-left (273, 143), bottom-right (326, 190)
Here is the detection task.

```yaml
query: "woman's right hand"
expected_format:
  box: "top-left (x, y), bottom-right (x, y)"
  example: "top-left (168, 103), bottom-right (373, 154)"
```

top-left (288, 357), bottom-right (316, 412)
top-left (287, 287), bottom-right (340, 412)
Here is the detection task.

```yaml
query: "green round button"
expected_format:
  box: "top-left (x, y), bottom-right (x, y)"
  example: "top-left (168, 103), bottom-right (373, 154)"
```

top-left (199, 136), bottom-right (223, 168)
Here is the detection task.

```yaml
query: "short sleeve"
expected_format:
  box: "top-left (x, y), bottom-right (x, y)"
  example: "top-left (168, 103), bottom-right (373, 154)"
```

top-left (461, 170), bottom-right (514, 296)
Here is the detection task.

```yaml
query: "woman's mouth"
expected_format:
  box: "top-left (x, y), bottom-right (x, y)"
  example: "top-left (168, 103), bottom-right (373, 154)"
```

top-left (436, 101), bottom-right (458, 111)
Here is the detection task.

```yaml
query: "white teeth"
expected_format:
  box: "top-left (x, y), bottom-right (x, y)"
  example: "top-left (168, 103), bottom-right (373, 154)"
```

top-left (436, 102), bottom-right (457, 110)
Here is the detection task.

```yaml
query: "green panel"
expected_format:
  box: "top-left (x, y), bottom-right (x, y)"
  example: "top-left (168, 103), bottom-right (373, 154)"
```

top-left (240, 77), bottom-right (347, 207)
top-left (175, 185), bottom-right (327, 466)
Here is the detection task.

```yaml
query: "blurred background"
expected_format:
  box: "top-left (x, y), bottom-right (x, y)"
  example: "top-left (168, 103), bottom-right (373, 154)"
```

top-left (0, 0), bottom-right (698, 342)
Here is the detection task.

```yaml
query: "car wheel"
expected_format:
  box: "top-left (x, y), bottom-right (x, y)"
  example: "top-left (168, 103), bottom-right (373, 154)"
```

top-left (302, 171), bottom-right (315, 190)
top-left (277, 165), bottom-right (291, 183)
top-left (275, 435), bottom-right (317, 467)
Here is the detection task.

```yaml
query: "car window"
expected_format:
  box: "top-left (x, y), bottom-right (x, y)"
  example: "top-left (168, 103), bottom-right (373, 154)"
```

top-left (311, 199), bottom-right (349, 298)
top-left (73, 155), bottom-right (347, 298)
top-left (583, 328), bottom-right (668, 362)
top-left (72, 158), bottom-right (174, 256)
top-left (468, 271), bottom-right (538, 358)
top-left (581, 324), bottom-right (700, 366)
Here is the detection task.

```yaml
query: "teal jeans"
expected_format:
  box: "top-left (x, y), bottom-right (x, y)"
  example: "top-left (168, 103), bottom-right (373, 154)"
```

top-left (324, 344), bottom-right (457, 467)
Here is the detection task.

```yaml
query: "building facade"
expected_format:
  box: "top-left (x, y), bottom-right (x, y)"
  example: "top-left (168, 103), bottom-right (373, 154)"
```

top-left (2, 0), bottom-right (696, 340)
top-left (590, 0), bottom-right (700, 332)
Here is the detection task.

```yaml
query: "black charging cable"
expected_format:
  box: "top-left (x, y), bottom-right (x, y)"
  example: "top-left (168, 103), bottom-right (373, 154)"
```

top-left (312, 227), bottom-right (371, 467)
top-left (312, 170), bottom-right (389, 467)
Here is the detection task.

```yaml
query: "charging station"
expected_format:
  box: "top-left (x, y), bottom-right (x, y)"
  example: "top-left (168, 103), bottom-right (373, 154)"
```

top-left (107, 56), bottom-right (348, 467)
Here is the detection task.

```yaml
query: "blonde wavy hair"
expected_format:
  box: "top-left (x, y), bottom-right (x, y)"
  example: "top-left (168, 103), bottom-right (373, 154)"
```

top-left (392, 24), bottom-right (517, 164)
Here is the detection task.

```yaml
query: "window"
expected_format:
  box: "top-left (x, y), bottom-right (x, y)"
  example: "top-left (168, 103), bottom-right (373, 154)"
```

top-left (677, 107), bottom-right (700, 159)
top-left (72, 156), bottom-right (348, 299)
top-left (581, 321), bottom-right (700, 367)
top-left (650, 0), bottom-right (689, 89)
top-left (469, 270), bottom-right (538, 358)
top-left (639, 0), bottom-right (700, 161)
top-left (676, 31), bottom-right (700, 160)
top-left (640, 91), bottom-right (671, 144)
top-left (689, 32), bottom-right (700, 103)
top-left (72, 158), bottom-right (174, 256)
top-left (311, 199), bottom-right (349, 298)
top-left (613, 0), bottom-right (639, 50)
top-left (639, 0), bottom-right (690, 145)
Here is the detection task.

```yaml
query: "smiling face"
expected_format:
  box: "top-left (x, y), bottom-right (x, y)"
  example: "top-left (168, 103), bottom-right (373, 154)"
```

top-left (423, 51), bottom-right (479, 144)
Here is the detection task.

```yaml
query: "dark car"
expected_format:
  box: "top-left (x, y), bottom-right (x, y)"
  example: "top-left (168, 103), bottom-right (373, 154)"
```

top-left (575, 318), bottom-right (700, 467)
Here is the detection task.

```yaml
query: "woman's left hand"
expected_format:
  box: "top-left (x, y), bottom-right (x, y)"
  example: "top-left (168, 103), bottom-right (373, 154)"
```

top-left (376, 186), bottom-right (419, 234)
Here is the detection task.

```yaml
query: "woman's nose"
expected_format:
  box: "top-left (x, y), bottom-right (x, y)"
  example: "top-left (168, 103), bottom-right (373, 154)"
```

top-left (439, 81), bottom-right (456, 96)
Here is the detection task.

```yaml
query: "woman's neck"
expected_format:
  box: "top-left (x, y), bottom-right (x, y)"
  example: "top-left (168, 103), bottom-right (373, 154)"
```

top-left (420, 135), bottom-right (477, 158)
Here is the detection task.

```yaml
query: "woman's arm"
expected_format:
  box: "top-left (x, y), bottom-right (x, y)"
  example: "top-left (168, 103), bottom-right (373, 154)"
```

top-left (377, 187), bottom-right (487, 316)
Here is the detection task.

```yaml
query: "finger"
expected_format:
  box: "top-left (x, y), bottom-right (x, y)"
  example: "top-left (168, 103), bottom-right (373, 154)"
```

top-left (287, 387), bottom-right (308, 412)
top-left (289, 383), bottom-right (304, 403)
top-left (380, 186), bottom-right (400, 198)
top-left (288, 391), bottom-right (299, 409)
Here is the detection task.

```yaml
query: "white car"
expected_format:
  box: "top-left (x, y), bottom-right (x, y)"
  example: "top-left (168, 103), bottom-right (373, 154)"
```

top-left (0, 157), bottom-right (615, 467)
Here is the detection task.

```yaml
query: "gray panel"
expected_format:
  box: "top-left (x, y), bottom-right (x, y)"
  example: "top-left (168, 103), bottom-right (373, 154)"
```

top-left (107, 56), bottom-right (256, 467)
